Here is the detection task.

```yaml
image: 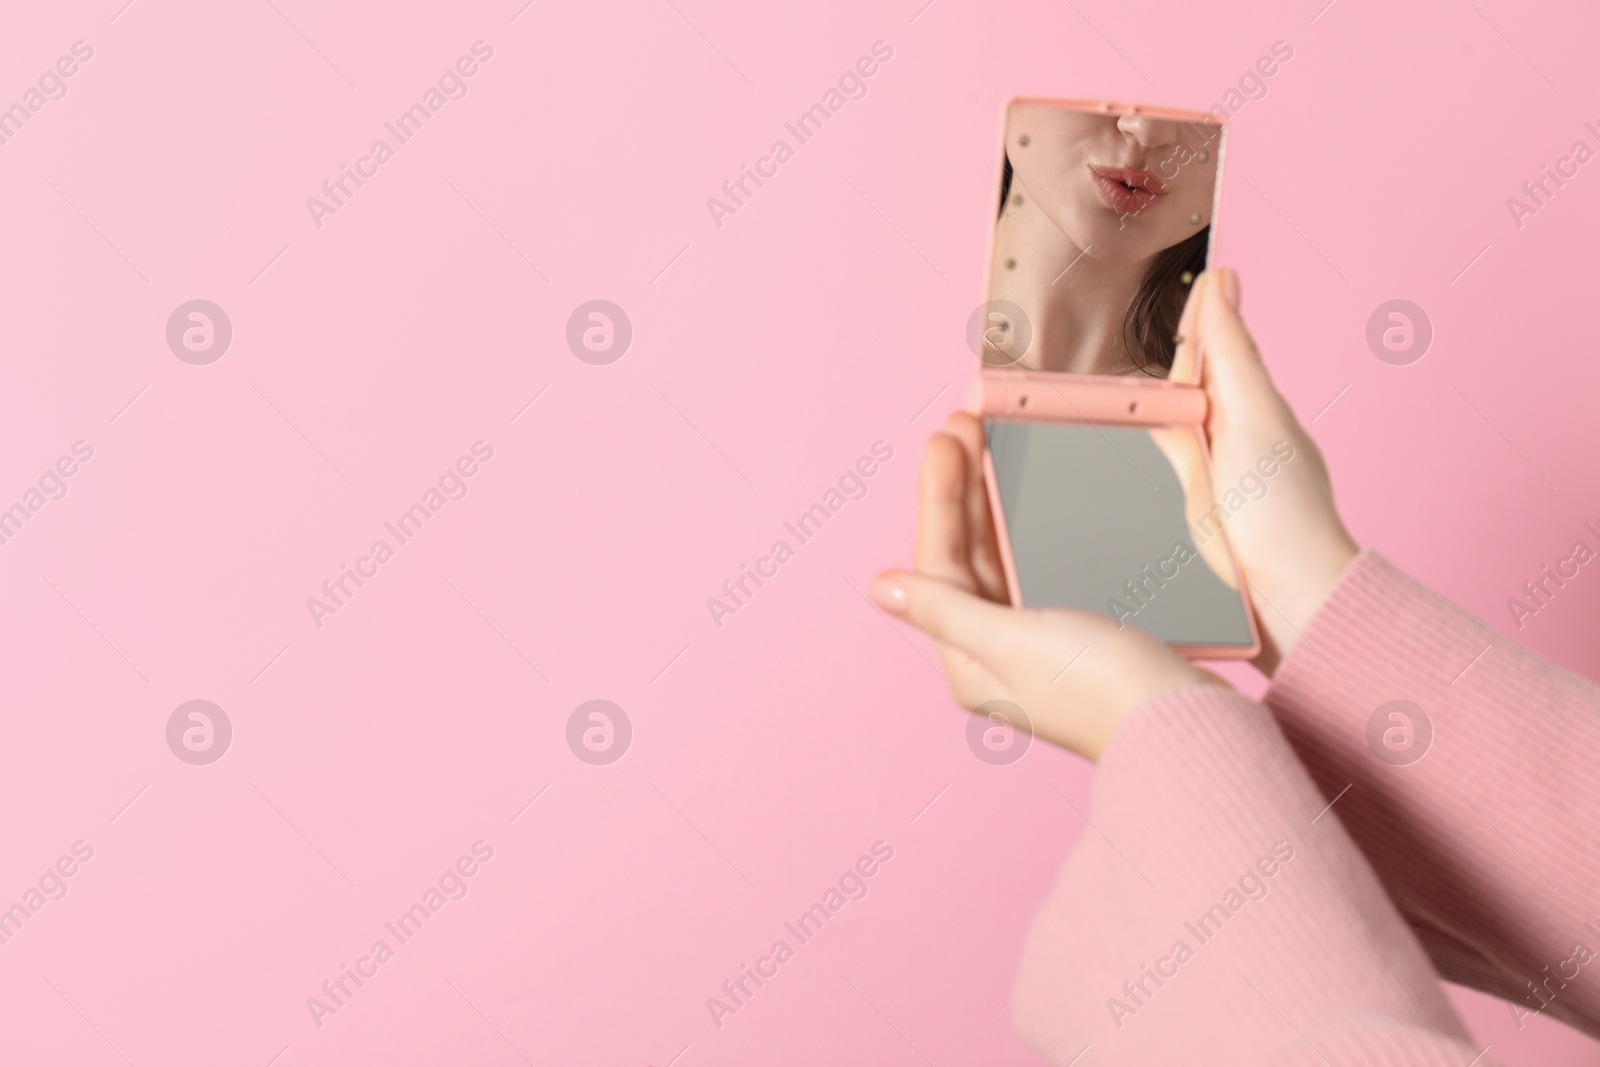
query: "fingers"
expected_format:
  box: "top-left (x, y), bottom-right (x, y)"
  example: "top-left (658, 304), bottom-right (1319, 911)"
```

top-left (1147, 425), bottom-right (1206, 507)
top-left (941, 411), bottom-right (1009, 601)
top-left (1173, 269), bottom-right (1266, 396)
top-left (1196, 269), bottom-right (1280, 414)
top-left (913, 432), bottom-right (976, 589)
top-left (1217, 267), bottom-right (1241, 312)
top-left (870, 569), bottom-right (1018, 664)
top-left (1148, 424), bottom-right (1237, 590)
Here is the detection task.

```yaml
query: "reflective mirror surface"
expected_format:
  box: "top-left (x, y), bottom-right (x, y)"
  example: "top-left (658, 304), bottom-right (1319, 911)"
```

top-left (986, 419), bottom-right (1253, 647)
top-left (979, 100), bottom-right (1224, 378)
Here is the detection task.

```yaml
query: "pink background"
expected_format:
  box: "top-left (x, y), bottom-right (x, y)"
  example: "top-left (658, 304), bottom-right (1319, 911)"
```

top-left (2, 0), bottom-right (1598, 1063)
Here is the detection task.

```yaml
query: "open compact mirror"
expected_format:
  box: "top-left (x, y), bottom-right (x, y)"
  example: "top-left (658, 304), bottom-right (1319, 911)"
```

top-left (969, 98), bottom-right (1259, 657)
top-left (977, 98), bottom-right (1224, 377)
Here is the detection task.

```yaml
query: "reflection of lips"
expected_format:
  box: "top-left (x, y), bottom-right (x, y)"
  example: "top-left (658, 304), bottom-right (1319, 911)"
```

top-left (1089, 165), bottom-right (1166, 215)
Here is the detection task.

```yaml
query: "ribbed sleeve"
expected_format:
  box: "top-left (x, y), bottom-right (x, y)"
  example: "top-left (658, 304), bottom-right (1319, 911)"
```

top-left (1265, 549), bottom-right (1600, 1036)
top-left (1011, 685), bottom-right (1488, 1066)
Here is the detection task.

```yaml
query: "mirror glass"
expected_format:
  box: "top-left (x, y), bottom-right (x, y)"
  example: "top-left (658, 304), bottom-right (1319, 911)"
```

top-left (978, 100), bottom-right (1224, 378)
top-left (985, 419), bottom-right (1253, 648)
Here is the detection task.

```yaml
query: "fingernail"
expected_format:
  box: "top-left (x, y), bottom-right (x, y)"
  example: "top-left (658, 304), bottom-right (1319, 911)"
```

top-left (871, 576), bottom-right (909, 613)
top-left (1220, 268), bottom-right (1241, 311)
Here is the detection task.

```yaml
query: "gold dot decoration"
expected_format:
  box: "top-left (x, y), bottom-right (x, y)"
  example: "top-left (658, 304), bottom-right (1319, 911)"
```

top-left (1198, 150), bottom-right (1209, 163)
top-left (1190, 211), bottom-right (1202, 225)
top-left (1012, 195), bottom-right (1024, 207)
top-left (1180, 271), bottom-right (1194, 284)
top-left (1019, 134), bottom-right (1030, 147)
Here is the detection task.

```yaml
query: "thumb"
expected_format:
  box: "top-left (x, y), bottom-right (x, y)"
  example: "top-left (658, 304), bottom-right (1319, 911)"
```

top-left (871, 569), bottom-right (1017, 664)
top-left (1198, 268), bottom-right (1286, 418)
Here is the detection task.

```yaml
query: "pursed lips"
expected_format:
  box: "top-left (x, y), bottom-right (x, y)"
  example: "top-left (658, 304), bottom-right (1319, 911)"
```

top-left (1088, 164), bottom-right (1167, 214)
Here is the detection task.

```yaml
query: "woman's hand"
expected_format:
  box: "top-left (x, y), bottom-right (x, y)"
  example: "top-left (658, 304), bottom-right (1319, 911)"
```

top-left (870, 413), bottom-right (1220, 761)
top-left (1170, 270), bottom-right (1359, 674)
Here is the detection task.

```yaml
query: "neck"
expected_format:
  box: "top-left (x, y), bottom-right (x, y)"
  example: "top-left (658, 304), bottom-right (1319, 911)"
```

top-left (989, 198), bottom-right (1149, 376)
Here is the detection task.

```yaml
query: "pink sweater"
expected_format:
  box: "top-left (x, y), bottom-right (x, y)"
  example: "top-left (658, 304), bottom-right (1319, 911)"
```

top-left (1012, 551), bottom-right (1600, 1066)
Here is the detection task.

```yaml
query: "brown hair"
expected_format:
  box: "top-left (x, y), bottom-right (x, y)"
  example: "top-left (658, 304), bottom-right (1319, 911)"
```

top-left (1123, 228), bottom-right (1207, 376)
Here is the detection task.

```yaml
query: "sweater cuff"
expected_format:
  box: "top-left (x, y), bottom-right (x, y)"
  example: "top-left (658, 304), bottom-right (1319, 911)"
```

top-left (1268, 548), bottom-right (1504, 706)
top-left (1013, 682), bottom-right (1470, 1065)
top-left (1261, 547), bottom-right (1600, 1031)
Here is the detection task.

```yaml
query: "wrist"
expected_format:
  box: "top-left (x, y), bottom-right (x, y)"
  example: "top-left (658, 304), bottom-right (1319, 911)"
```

top-left (1088, 666), bottom-right (1225, 760)
top-left (1255, 534), bottom-right (1359, 675)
